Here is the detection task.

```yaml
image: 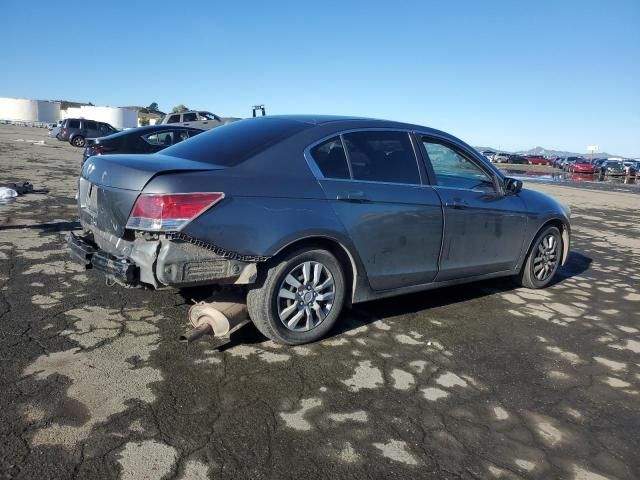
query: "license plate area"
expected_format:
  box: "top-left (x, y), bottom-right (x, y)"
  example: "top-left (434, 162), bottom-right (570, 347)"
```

top-left (80, 179), bottom-right (98, 215)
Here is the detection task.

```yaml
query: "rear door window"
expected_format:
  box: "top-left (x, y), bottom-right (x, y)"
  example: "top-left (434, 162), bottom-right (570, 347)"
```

top-left (161, 118), bottom-right (310, 166)
top-left (68, 119), bottom-right (80, 129)
top-left (309, 136), bottom-right (350, 179)
top-left (182, 112), bottom-right (197, 122)
top-left (85, 120), bottom-right (98, 131)
top-left (167, 114), bottom-right (181, 124)
top-left (144, 132), bottom-right (174, 145)
top-left (342, 131), bottom-right (420, 184)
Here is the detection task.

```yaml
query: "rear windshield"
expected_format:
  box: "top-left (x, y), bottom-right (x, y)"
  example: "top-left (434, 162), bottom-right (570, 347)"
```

top-left (161, 118), bottom-right (310, 166)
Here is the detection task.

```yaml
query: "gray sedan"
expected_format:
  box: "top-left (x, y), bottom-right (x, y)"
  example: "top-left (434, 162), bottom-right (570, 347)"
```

top-left (70, 115), bottom-right (571, 344)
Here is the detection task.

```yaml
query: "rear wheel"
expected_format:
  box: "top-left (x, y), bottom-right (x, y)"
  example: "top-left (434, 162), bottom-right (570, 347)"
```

top-left (71, 135), bottom-right (85, 147)
top-left (247, 248), bottom-right (346, 344)
top-left (517, 226), bottom-right (562, 289)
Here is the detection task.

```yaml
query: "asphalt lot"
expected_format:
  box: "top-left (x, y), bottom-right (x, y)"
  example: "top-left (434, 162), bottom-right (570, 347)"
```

top-left (1, 125), bottom-right (639, 480)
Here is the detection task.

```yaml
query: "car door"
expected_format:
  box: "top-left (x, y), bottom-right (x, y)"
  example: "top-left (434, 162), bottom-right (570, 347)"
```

top-left (181, 112), bottom-right (197, 127)
top-left (419, 136), bottom-right (527, 281)
top-left (84, 120), bottom-right (99, 138)
top-left (307, 130), bottom-right (444, 291)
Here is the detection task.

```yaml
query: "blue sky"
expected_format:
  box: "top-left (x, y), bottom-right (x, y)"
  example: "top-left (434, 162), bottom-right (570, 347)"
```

top-left (1, 0), bottom-right (638, 156)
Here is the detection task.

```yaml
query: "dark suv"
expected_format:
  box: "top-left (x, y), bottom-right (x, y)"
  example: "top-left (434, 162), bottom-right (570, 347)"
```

top-left (57, 118), bottom-right (118, 147)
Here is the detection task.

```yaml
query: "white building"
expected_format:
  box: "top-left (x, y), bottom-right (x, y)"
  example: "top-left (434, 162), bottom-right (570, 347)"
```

top-left (61, 105), bottom-right (138, 129)
top-left (0, 97), bottom-right (139, 129)
top-left (0, 97), bottom-right (60, 123)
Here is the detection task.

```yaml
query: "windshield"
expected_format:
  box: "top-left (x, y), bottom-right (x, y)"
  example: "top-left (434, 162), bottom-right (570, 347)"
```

top-left (160, 118), bottom-right (310, 166)
top-left (608, 161), bottom-right (622, 167)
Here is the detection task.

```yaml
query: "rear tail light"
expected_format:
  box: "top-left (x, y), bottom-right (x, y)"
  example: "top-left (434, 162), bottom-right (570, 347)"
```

top-left (87, 145), bottom-right (114, 156)
top-left (126, 193), bottom-right (224, 232)
top-left (63, 128), bottom-right (67, 136)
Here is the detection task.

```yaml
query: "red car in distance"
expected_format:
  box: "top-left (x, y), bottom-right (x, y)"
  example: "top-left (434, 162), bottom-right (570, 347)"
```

top-left (568, 159), bottom-right (595, 174)
top-left (526, 155), bottom-right (552, 166)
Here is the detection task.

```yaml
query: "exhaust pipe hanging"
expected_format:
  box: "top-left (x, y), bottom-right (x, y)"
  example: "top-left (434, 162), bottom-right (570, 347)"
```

top-left (179, 300), bottom-right (249, 343)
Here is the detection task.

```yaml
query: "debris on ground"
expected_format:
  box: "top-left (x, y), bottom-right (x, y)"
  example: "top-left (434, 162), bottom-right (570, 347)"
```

top-left (4, 182), bottom-right (49, 195)
top-left (0, 187), bottom-right (18, 199)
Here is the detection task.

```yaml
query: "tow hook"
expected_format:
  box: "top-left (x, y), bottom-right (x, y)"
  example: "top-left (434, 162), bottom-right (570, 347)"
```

top-left (180, 298), bottom-right (249, 343)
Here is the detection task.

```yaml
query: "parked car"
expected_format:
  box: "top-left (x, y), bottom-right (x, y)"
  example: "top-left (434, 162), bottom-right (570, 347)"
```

top-left (552, 157), bottom-right (566, 169)
top-left (48, 120), bottom-right (63, 138)
top-left (69, 115), bottom-right (571, 345)
top-left (57, 118), bottom-right (118, 147)
top-left (622, 160), bottom-right (638, 176)
top-left (563, 157), bottom-right (582, 171)
top-left (591, 158), bottom-right (606, 170)
top-left (480, 150), bottom-right (496, 160)
top-left (492, 152), bottom-right (511, 163)
top-left (158, 110), bottom-right (241, 131)
top-left (526, 155), bottom-right (551, 166)
top-left (568, 159), bottom-right (595, 174)
top-left (599, 160), bottom-right (625, 176)
top-left (81, 125), bottom-right (204, 165)
top-left (507, 154), bottom-right (528, 165)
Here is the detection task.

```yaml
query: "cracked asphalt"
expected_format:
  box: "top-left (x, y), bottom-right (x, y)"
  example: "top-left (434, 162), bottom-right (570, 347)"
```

top-left (1, 125), bottom-right (639, 480)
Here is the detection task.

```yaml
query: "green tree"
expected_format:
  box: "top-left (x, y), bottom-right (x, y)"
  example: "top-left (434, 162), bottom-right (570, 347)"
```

top-left (146, 102), bottom-right (159, 113)
top-left (139, 116), bottom-right (150, 126)
top-left (172, 104), bottom-right (188, 113)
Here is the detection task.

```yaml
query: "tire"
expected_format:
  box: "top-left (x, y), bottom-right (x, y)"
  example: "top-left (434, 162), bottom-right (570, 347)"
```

top-left (516, 226), bottom-right (562, 289)
top-left (247, 248), bottom-right (346, 345)
top-left (71, 136), bottom-right (85, 147)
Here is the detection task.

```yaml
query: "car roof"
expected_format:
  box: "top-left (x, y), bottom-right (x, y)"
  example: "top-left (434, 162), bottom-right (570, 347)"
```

top-left (240, 114), bottom-right (461, 139)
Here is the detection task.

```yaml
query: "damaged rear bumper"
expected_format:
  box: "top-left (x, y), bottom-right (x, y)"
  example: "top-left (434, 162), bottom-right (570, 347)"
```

top-left (68, 231), bottom-right (258, 289)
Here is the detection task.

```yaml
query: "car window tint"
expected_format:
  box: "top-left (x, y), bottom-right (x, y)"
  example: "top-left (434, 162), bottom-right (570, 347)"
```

top-left (174, 130), bottom-right (189, 143)
top-left (145, 133), bottom-right (160, 145)
top-left (342, 131), bottom-right (419, 184)
top-left (155, 131), bottom-right (174, 146)
top-left (188, 129), bottom-right (203, 138)
top-left (423, 140), bottom-right (493, 190)
top-left (183, 112), bottom-right (197, 122)
top-left (167, 114), bottom-right (180, 124)
top-left (68, 119), bottom-right (80, 128)
top-left (162, 118), bottom-right (310, 166)
top-left (85, 120), bottom-right (97, 130)
top-left (310, 136), bottom-right (350, 179)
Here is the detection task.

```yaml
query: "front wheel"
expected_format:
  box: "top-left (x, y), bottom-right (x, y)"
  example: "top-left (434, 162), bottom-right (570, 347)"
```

top-left (516, 226), bottom-right (562, 289)
top-left (71, 136), bottom-right (85, 147)
top-left (247, 248), bottom-right (346, 345)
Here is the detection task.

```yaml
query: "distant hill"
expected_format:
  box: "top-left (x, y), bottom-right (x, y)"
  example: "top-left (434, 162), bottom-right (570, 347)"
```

top-left (474, 145), bottom-right (628, 159)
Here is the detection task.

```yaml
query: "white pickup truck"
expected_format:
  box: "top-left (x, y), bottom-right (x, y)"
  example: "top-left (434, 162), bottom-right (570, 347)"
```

top-left (158, 110), bottom-right (240, 130)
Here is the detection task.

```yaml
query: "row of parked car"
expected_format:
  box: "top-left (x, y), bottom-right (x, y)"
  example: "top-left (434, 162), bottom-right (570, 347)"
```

top-left (480, 151), bottom-right (552, 166)
top-left (47, 110), bottom-right (234, 148)
top-left (479, 150), bottom-right (640, 176)
top-left (553, 156), bottom-right (639, 176)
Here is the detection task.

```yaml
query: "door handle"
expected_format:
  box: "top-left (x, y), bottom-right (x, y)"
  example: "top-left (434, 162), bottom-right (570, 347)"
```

top-left (446, 200), bottom-right (468, 209)
top-left (336, 191), bottom-right (370, 203)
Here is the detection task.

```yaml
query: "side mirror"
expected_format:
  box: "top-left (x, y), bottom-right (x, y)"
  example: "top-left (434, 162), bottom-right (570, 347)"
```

top-left (504, 177), bottom-right (523, 194)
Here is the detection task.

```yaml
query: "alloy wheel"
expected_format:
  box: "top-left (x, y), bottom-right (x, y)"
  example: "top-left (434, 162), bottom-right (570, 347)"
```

top-left (532, 234), bottom-right (559, 281)
top-left (277, 261), bottom-right (335, 332)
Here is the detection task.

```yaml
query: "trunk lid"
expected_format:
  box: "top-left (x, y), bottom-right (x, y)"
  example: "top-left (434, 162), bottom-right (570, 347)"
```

top-left (79, 154), bottom-right (224, 238)
top-left (82, 153), bottom-right (222, 191)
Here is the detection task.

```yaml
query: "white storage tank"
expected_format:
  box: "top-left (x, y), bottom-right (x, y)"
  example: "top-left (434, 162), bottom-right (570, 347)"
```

top-left (61, 105), bottom-right (138, 129)
top-left (0, 97), bottom-right (60, 123)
